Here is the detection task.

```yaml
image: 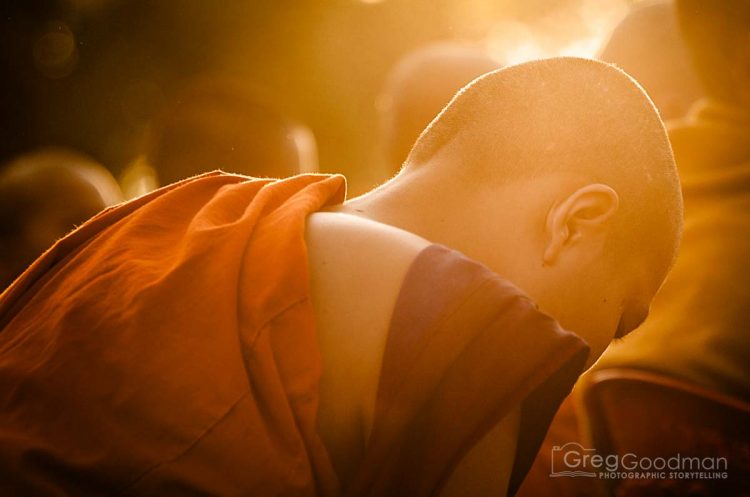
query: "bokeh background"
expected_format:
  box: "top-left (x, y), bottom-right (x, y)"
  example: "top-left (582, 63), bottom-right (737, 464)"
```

top-left (0, 0), bottom-right (637, 194)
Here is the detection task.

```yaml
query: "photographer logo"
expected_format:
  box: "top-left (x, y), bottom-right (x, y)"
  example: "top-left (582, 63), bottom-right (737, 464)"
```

top-left (549, 442), bottom-right (728, 480)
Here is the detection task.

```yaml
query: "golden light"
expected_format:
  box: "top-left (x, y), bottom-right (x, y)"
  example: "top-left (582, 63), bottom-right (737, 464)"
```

top-left (486, 0), bottom-right (629, 65)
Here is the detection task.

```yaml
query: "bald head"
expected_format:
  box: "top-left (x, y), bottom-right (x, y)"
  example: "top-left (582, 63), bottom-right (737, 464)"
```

top-left (677, 0), bottom-right (750, 109)
top-left (0, 148), bottom-right (123, 288)
top-left (344, 57), bottom-right (683, 361)
top-left (599, 0), bottom-right (703, 121)
top-left (147, 77), bottom-right (318, 185)
top-left (407, 57), bottom-right (682, 260)
top-left (379, 43), bottom-right (502, 173)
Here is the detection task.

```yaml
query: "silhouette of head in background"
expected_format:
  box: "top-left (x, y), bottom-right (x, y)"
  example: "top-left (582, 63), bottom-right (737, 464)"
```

top-left (599, 0), bottom-right (703, 121)
top-left (677, 0), bottom-right (750, 111)
top-left (0, 147), bottom-right (123, 289)
top-left (378, 43), bottom-right (502, 174)
top-left (145, 77), bottom-right (318, 186)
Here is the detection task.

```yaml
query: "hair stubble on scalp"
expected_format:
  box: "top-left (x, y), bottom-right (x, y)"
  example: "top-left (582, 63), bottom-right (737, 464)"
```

top-left (404, 56), bottom-right (684, 267)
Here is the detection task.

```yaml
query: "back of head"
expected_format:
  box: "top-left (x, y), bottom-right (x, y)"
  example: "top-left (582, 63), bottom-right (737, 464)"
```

top-left (379, 43), bottom-right (502, 172)
top-left (599, 0), bottom-right (703, 120)
top-left (0, 147), bottom-right (123, 288)
top-left (407, 57), bottom-right (682, 260)
top-left (146, 77), bottom-right (317, 186)
top-left (677, 0), bottom-right (750, 109)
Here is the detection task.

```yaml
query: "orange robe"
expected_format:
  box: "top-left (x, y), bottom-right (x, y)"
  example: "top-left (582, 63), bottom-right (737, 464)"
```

top-left (0, 173), bottom-right (346, 496)
top-left (0, 172), bottom-right (588, 496)
top-left (348, 244), bottom-right (589, 497)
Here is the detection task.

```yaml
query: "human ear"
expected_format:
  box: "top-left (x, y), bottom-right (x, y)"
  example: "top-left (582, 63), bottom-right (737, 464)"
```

top-left (542, 184), bottom-right (619, 265)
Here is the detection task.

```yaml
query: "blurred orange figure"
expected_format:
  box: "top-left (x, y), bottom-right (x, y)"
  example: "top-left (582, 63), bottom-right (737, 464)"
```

top-left (595, 0), bottom-right (750, 403)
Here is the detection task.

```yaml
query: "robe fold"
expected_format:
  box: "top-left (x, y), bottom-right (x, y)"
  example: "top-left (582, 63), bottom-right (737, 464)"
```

top-left (0, 171), bottom-right (588, 496)
top-left (348, 244), bottom-right (589, 497)
top-left (0, 172), bottom-right (347, 496)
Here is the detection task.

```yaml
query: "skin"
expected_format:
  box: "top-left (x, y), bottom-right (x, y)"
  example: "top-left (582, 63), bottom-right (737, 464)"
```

top-left (305, 152), bottom-right (676, 495)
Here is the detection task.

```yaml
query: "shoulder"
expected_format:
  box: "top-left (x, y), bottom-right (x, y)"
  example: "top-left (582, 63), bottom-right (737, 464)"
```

top-left (304, 211), bottom-right (432, 341)
top-left (305, 211), bottom-right (431, 269)
top-left (304, 212), bottom-right (432, 477)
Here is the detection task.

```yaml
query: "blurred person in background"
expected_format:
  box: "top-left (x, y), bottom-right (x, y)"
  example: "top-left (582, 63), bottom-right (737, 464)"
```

top-left (518, 2), bottom-right (750, 495)
top-left (0, 147), bottom-right (122, 291)
top-left (596, 0), bottom-right (750, 400)
top-left (377, 43), bottom-right (501, 176)
top-left (0, 58), bottom-right (682, 497)
top-left (598, 0), bottom-right (703, 122)
top-left (144, 76), bottom-right (318, 186)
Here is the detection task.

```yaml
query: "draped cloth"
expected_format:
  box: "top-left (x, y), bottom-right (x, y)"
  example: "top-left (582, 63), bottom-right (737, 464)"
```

top-left (0, 172), bottom-right (588, 496)
top-left (0, 173), bottom-right (346, 496)
top-left (348, 244), bottom-right (588, 497)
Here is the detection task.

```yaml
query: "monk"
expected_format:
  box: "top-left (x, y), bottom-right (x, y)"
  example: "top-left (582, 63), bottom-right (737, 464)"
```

top-left (0, 57), bottom-right (682, 496)
top-left (597, 0), bottom-right (703, 121)
top-left (378, 43), bottom-right (501, 174)
top-left (0, 147), bottom-right (123, 290)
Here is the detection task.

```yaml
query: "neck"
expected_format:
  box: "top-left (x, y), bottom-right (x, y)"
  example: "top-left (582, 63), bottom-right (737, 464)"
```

top-left (330, 165), bottom-right (554, 289)
top-left (333, 166), bottom-right (466, 250)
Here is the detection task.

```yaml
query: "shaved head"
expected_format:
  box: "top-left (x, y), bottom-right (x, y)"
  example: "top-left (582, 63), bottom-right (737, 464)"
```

top-left (0, 148), bottom-right (123, 288)
top-left (599, 0), bottom-right (703, 121)
top-left (406, 57), bottom-right (683, 262)
top-left (342, 57), bottom-right (684, 361)
top-left (677, 0), bottom-right (750, 109)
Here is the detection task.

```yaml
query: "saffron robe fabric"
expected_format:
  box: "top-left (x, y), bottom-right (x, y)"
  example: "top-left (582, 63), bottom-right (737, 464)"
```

top-left (0, 172), bottom-right (588, 496)
top-left (347, 244), bottom-right (589, 497)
